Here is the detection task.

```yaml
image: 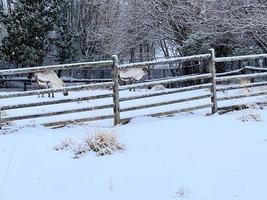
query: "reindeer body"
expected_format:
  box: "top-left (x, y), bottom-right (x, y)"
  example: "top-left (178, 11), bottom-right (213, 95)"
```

top-left (35, 70), bottom-right (68, 98)
top-left (118, 67), bottom-right (148, 91)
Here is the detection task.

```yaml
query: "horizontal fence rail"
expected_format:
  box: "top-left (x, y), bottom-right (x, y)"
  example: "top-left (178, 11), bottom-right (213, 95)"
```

top-left (120, 94), bottom-right (212, 113)
top-left (217, 81), bottom-right (267, 92)
top-left (216, 72), bottom-right (267, 82)
top-left (216, 66), bottom-right (267, 77)
top-left (0, 82), bottom-right (114, 99)
top-left (120, 83), bottom-right (212, 102)
top-left (42, 114), bottom-right (115, 127)
top-left (2, 103), bottom-right (114, 122)
top-left (119, 73), bottom-right (212, 91)
top-left (217, 91), bottom-right (267, 101)
top-left (1, 93), bottom-right (113, 111)
top-left (218, 101), bottom-right (267, 113)
top-left (120, 104), bottom-right (213, 124)
top-left (215, 54), bottom-right (267, 63)
top-left (119, 54), bottom-right (211, 69)
top-left (0, 60), bottom-right (113, 76)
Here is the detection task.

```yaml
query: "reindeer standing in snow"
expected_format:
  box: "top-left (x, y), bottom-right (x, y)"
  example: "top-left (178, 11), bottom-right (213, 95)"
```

top-left (118, 67), bottom-right (148, 91)
top-left (35, 70), bottom-right (68, 98)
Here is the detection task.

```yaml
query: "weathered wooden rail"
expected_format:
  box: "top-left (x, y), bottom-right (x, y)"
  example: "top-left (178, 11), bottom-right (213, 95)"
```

top-left (1, 49), bottom-right (267, 128)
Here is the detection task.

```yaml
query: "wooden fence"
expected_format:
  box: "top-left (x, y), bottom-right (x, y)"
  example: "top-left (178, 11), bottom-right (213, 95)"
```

top-left (0, 59), bottom-right (116, 128)
top-left (1, 49), bottom-right (267, 128)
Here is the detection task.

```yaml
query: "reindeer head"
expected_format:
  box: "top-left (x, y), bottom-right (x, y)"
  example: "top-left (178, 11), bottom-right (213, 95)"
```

top-left (142, 66), bottom-right (149, 75)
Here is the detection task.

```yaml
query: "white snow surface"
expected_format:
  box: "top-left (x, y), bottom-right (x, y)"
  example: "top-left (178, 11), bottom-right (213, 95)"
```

top-left (0, 86), bottom-right (267, 200)
top-left (0, 107), bottom-right (267, 199)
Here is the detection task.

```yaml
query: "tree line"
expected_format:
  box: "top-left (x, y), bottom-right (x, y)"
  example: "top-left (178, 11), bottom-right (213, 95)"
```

top-left (0, 0), bottom-right (266, 70)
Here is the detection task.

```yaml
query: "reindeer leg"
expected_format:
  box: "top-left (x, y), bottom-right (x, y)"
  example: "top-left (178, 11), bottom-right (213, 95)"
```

top-left (128, 81), bottom-right (132, 92)
top-left (45, 81), bottom-right (51, 98)
top-left (37, 84), bottom-right (40, 98)
top-left (133, 80), bottom-right (136, 92)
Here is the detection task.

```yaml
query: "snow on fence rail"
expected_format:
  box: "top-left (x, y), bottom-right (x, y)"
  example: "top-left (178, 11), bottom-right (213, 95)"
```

top-left (1, 50), bottom-right (267, 128)
top-left (214, 54), bottom-right (267, 63)
top-left (119, 54), bottom-right (211, 69)
top-left (119, 84), bottom-right (212, 102)
top-left (216, 66), bottom-right (267, 77)
top-left (0, 82), bottom-right (114, 99)
top-left (119, 73), bottom-right (212, 91)
top-left (0, 60), bottom-right (113, 76)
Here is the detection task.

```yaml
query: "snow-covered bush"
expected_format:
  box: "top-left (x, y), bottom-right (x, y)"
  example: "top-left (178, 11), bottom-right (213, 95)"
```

top-left (85, 130), bottom-right (125, 156)
top-left (73, 144), bottom-right (90, 159)
top-left (55, 129), bottom-right (125, 158)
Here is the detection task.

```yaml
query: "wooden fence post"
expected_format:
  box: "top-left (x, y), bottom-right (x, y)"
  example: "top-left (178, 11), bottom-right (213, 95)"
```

top-left (209, 49), bottom-right (218, 114)
top-left (111, 55), bottom-right (121, 125)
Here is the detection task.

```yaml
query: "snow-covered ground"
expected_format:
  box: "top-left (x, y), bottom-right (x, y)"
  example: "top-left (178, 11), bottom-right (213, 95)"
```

top-left (0, 106), bottom-right (267, 200)
top-left (0, 85), bottom-right (267, 200)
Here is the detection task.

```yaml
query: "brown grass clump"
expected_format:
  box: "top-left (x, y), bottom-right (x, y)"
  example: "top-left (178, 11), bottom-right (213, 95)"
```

top-left (0, 122), bottom-right (17, 135)
top-left (73, 129), bottom-right (125, 158)
top-left (86, 130), bottom-right (125, 156)
top-left (73, 144), bottom-right (90, 158)
top-left (175, 187), bottom-right (190, 198)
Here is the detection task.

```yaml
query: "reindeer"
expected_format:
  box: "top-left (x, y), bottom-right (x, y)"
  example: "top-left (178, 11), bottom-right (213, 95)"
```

top-left (35, 70), bottom-right (68, 98)
top-left (118, 66), bottom-right (149, 91)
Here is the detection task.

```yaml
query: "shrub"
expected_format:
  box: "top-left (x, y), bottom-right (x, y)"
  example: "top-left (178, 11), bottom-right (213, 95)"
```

top-left (73, 144), bottom-right (90, 159)
top-left (57, 129), bottom-right (125, 158)
top-left (73, 129), bottom-right (125, 158)
top-left (85, 129), bottom-right (125, 156)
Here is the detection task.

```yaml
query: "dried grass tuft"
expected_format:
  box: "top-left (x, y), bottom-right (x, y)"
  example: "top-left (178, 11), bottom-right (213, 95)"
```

top-left (73, 144), bottom-right (90, 159)
top-left (54, 138), bottom-right (75, 151)
top-left (239, 112), bottom-right (263, 122)
top-left (73, 129), bottom-right (125, 158)
top-left (85, 129), bottom-right (125, 156)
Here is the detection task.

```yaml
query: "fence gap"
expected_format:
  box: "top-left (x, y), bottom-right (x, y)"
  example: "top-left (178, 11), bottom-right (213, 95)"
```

top-left (209, 48), bottom-right (218, 114)
top-left (111, 55), bottom-right (121, 125)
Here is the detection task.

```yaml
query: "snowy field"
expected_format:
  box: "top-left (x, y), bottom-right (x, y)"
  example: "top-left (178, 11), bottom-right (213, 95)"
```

top-left (0, 86), bottom-right (267, 200)
top-left (1, 107), bottom-right (267, 200)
